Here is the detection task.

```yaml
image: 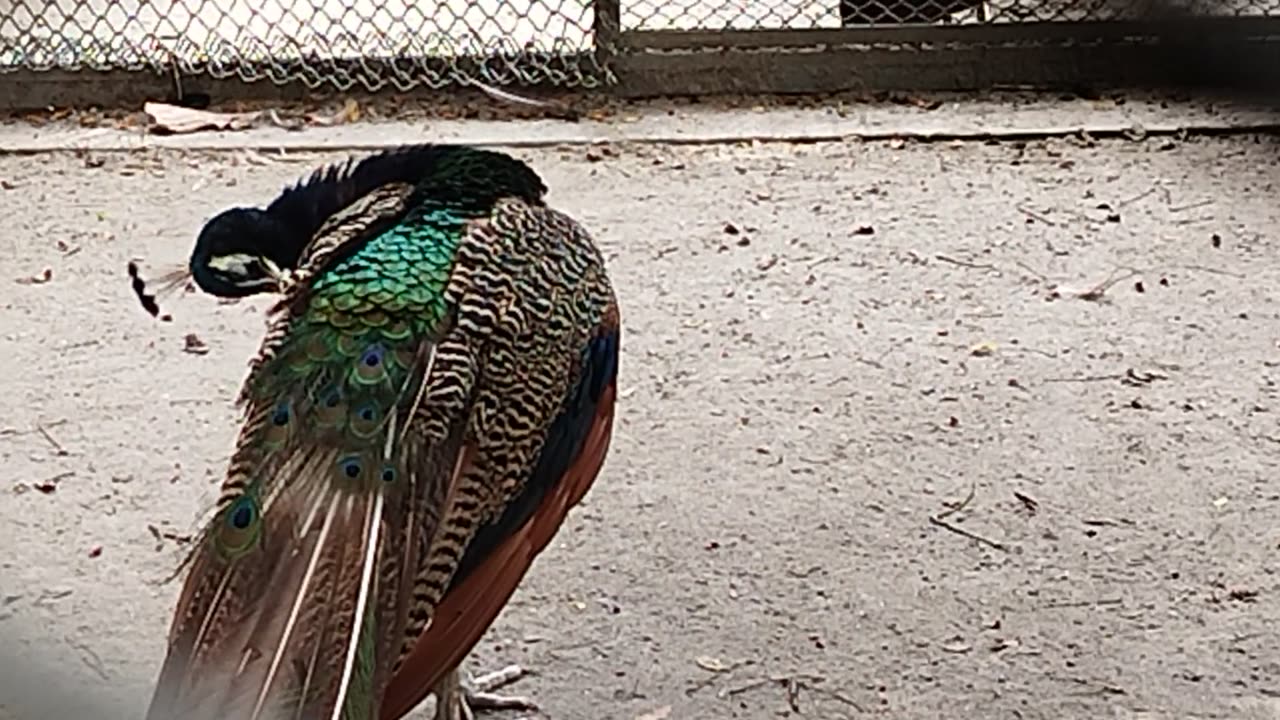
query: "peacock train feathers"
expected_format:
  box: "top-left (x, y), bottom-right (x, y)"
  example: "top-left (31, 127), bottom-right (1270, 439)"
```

top-left (146, 145), bottom-right (620, 720)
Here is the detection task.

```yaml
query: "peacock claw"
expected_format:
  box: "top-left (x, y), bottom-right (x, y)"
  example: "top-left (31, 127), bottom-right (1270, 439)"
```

top-left (436, 664), bottom-right (538, 720)
top-left (464, 664), bottom-right (538, 716)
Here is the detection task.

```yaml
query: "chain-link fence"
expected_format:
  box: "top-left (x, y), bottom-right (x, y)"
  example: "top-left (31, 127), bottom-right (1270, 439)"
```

top-left (2, 0), bottom-right (1279, 102)
top-left (625, 0), bottom-right (1275, 28)
top-left (0, 0), bottom-right (607, 90)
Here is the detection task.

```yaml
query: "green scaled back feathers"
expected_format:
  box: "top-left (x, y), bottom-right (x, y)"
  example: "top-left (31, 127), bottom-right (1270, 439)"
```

top-left (241, 202), bottom-right (466, 491)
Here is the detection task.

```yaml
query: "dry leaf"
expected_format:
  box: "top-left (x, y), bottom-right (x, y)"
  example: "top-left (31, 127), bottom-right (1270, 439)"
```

top-left (970, 341), bottom-right (998, 357)
top-left (144, 101), bottom-right (262, 134)
top-left (16, 268), bottom-right (52, 285)
top-left (336, 98), bottom-right (361, 123)
top-left (183, 333), bottom-right (209, 355)
top-left (990, 637), bottom-right (1021, 652)
top-left (1013, 491), bottom-right (1039, 513)
top-left (695, 655), bottom-right (730, 672)
top-left (307, 98), bottom-right (361, 127)
top-left (634, 706), bottom-right (672, 720)
top-left (1052, 269), bottom-right (1140, 302)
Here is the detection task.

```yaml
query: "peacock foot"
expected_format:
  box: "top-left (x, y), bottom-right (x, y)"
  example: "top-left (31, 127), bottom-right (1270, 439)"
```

top-left (434, 664), bottom-right (538, 720)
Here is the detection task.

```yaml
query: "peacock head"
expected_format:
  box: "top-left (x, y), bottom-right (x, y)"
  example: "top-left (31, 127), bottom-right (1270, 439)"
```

top-left (189, 207), bottom-right (295, 298)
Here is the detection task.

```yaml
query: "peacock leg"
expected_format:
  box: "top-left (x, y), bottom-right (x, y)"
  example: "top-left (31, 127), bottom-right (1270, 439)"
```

top-left (434, 664), bottom-right (537, 720)
top-left (433, 669), bottom-right (468, 720)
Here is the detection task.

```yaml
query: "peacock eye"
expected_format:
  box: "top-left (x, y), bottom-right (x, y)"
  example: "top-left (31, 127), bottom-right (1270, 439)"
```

top-left (207, 252), bottom-right (278, 289)
top-left (208, 253), bottom-right (255, 277)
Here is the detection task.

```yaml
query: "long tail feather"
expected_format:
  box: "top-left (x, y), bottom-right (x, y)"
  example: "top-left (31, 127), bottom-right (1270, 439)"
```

top-left (146, 459), bottom-right (378, 719)
top-left (147, 340), bottom-right (461, 720)
top-left (330, 491), bottom-right (383, 720)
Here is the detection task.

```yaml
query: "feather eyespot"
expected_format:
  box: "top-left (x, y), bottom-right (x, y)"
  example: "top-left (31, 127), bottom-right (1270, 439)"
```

top-left (354, 344), bottom-right (388, 384)
top-left (315, 385), bottom-right (346, 428)
top-left (218, 494), bottom-right (261, 556)
top-left (360, 345), bottom-right (384, 368)
top-left (264, 402), bottom-right (292, 448)
top-left (271, 404), bottom-right (290, 426)
top-left (349, 403), bottom-right (382, 438)
top-left (339, 456), bottom-right (362, 480)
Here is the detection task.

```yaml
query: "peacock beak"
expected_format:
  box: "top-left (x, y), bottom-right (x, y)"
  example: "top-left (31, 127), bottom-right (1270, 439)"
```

top-left (152, 264), bottom-right (195, 295)
top-left (256, 256), bottom-right (286, 285)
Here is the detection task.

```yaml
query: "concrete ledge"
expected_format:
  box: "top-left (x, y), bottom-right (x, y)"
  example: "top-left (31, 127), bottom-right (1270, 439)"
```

top-left (2, 93), bottom-right (1279, 153)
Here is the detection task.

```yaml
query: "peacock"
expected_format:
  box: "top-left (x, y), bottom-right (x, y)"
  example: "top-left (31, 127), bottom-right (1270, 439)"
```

top-left (143, 144), bottom-right (620, 720)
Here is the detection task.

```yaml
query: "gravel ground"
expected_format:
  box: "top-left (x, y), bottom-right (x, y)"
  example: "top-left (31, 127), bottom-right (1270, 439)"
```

top-left (1, 134), bottom-right (1279, 720)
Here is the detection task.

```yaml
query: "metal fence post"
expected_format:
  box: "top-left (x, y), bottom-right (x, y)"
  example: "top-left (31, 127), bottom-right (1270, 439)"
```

top-left (593, 0), bottom-right (623, 72)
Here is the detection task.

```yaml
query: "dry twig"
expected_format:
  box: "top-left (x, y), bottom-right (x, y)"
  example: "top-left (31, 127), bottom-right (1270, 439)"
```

top-left (1016, 204), bottom-right (1058, 226)
top-left (720, 673), bottom-right (864, 713)
top-left (36, 423), bottom-right (68, 456)
top-left (929, 483), bottom-right (1009, 552)
top-left (935, 254), bottom-right (998, 272)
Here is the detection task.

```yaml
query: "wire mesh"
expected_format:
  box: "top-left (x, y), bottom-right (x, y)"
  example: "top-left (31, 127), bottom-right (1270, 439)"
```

top-left (2, 0), bottom-right (1279, 93)
top-left (0, 0), bottom-right (607, 90)
top-left (622, 0), bottom-right (1276, 29)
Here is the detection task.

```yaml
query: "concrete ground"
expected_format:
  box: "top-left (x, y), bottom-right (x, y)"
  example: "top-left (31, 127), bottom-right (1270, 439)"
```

top-left (1, 101), bottom-right (1279, 720)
